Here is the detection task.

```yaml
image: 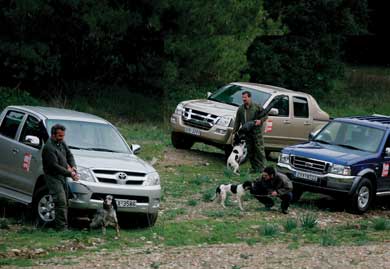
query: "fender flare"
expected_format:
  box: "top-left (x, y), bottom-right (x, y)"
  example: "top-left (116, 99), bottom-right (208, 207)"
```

top-left (349, 168), bottom-right (377, 195)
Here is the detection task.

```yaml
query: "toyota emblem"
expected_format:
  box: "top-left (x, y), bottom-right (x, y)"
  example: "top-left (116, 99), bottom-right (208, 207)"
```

top-left (117, 172), bottom-right (127, 180)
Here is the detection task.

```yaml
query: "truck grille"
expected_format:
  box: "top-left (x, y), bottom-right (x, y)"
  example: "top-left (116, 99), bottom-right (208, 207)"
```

top-left (92, 169), bottom-right (146, 185)
top-left (291, 156), bottom-right (329, 174)
top-left (182, 108), bottom-right (218, 130)
top-left (91, 193), bottom-right (149, 203)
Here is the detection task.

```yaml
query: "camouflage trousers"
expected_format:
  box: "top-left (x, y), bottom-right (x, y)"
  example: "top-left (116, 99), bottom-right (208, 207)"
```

top-left (247, 133), bottom-right (267, 173)
top-left (45, 175), bottom-right (69, 229)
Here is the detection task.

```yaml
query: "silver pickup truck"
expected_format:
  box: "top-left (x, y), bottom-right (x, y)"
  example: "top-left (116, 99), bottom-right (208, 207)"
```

top-left (170, 82), bottom-right (330, 156)
top-left (0, 106), bottom-right (161, 227)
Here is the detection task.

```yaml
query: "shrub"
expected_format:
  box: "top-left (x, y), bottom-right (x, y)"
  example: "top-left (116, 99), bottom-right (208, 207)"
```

top-left (320, 229), bottom-right (338, 246)
top-left (284, 218), bottom-right (298, 232)
top-left (261, 223), bottom-right (278, 236)
top-left (300, 214), bottom-right (318, 229)
top-left (372, 218), bottom-right (388, 231)
top-left (0, 87), bottom-right (41, 111)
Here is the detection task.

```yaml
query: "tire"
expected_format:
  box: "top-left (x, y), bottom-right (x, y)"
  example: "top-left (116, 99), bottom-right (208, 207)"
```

top-left (350, 178), bottom-right (373, 214)
top-left (171, 132), bottom-right (194, 149)
top-left (33, 186), bottom-right (56, 227)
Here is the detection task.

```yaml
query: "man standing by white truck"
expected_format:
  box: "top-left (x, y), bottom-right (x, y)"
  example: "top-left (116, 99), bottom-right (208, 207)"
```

top-left (42, 124), bottom-right (79, 230)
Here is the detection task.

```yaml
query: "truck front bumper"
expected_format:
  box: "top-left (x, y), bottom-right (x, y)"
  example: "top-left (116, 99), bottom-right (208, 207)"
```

top-left (68, 181), bottom-right (160, 214)
top-left (277, 163), bottom-right (355, 194)
top-left (170, 113), bottom-right (233, 145)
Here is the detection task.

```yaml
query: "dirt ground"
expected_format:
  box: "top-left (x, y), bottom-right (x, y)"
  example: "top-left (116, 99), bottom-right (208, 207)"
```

top-left (2, 148), bottom-right (390, 268)
top-left (6, 242), bottom-right (390, 269)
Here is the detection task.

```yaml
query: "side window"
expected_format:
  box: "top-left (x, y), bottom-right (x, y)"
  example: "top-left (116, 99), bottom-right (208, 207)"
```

top-left (19, 115), bottom-right (43, 148)
top-left (271, 95), bottom-right (289, 117)
top-left (0, 110), bottom-right (25, 139)
top-left (293, 96), bottom-right (309, 118)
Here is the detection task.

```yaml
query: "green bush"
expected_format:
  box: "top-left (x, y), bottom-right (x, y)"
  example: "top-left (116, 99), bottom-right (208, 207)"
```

top-left (284, 218), bottom-right (298, 232)
top-left (372, 218), bottom-right (389, 231)
top-left (0, 87), bottom-right (41, 111)
top-left (261, 223), bottom-right (279, 236)
top-left (300, 214), bottom-right (318, 229)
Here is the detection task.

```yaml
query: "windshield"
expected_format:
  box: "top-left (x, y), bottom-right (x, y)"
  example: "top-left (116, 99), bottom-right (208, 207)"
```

top-left (46, 120), bottom-right (130, 153)
top-left (208, 84), bottom-right (271, 107)
top-left (313, 121), bottom-right (385, 153)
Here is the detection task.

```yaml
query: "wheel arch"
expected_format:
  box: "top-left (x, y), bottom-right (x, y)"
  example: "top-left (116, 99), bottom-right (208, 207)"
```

top-left (350, 169), bottom-right (377, 195)
top-left (32, 175), bottom-right (46, 202)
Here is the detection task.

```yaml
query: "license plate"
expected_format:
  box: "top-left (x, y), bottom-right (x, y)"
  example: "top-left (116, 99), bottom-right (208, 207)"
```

top-left (295, 171), bottom-right (318, 182)
top-left (184, 127), bottom-right (201, 136)
top-left (116, 199), bottom-right (137, 208)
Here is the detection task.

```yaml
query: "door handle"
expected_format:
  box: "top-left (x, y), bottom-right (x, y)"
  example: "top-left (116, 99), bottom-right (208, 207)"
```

top-left (283, 120), bottom-right (291, 124)
top-left (12, 148), bottom-right (19, 154)
top-left (304, 121), bottom-right (312, 126)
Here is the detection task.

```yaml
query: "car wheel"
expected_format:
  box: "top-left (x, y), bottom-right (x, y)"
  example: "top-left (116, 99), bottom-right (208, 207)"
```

top-left (350, 178), bottom-right (373, 214)
top-left (171, 132), bottom-right (194, 149)
top-left (33, 186), bottom-right (55, 227)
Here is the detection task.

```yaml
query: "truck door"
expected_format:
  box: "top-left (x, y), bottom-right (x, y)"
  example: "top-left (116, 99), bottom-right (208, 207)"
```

top-left (264, 95), bottom-right (296, 149)
top-left (14, 115), bottom-right (46, 196)
top-left (0, 110), bottom-right (26, 193)
top-left (377, 135), bottom-right (390, 192)
top-left (290, 96), bottom-right (313, 142)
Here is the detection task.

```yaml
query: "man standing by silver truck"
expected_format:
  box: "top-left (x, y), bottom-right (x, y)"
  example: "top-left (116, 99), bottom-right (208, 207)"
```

top-left (42, 124), bottom-right (79, 230)
top-left (233, 91), bottom-right (267, 173)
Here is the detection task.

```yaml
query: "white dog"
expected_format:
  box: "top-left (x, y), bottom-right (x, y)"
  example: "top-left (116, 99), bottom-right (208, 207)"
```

top-left (227, 141), bottom-right (246, 175)
top-left (211, 181), bottom-right (253, 211)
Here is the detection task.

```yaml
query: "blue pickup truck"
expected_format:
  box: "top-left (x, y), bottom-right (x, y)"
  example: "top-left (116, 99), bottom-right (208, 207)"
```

top-left (277, 115), bottom-right (390, 213)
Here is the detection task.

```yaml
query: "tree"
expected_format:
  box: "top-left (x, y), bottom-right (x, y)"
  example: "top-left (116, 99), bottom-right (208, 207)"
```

top-left (247, 0), bottom-right (369, 96)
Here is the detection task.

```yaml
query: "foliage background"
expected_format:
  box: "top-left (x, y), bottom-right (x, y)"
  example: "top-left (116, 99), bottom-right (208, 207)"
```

top-left (1, 0), bottom-right (387, 120)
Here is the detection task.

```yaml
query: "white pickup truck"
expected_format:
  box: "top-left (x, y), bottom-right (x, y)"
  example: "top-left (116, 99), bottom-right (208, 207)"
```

top-left (0, 106), bottom-right (161, 227)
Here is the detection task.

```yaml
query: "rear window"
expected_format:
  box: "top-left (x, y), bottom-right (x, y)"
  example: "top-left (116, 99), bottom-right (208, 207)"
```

top-left (0, 110), bottom-right (25, 139)
top-left (293, 96), bottom-right (309, 118)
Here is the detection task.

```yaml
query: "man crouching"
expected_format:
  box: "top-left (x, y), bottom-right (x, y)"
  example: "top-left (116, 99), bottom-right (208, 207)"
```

top-left (251, 166), bottom-right (293, 214)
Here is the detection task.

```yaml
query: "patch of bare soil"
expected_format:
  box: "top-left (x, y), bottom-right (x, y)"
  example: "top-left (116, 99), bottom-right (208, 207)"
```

top-left (158, 148), bottom-right (224, 167)
top-left (13, 242), bottom-right (390, 268)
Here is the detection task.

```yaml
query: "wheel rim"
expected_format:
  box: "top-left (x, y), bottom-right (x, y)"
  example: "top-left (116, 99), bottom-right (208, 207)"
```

top-left (357, 186), bottom-right (370, 209)
top-left (38, 194), bottom-right (55, 222)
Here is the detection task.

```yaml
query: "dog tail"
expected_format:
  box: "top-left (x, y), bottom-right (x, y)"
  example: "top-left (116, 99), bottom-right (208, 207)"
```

top-left (210, 187), bottom-right (221, 201)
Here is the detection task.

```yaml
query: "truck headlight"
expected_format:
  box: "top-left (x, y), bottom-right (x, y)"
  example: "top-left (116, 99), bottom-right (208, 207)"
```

top-left (143, 172), bottom-right (160, 186)
top-left (278, 153), bottom-right (290, 164)
top-left (175, 103), bottom-right (184, 115)
top-left (216, 116), bottom-right (231, 127)
top-left (77, 166), bottom-right (95, 182)
top-left (329, 164), bottom-right (351, 176)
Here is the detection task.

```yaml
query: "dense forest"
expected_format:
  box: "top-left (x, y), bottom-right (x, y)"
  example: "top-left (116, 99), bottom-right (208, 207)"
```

top-left (0, 0), bottom-right (384, 116)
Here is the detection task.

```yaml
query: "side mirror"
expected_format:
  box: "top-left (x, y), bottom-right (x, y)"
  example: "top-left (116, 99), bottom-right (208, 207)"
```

top-left (24, 135), bottom-right (40, 147)
top-left (269, 108), bottom-right (279, 116)
top-left (385, 147), bottom-right (390, 157)
top-left (308, 133), bottom-right (314, 141)
top-left (207, 92), bottom-right (212, 98)
top-left (131, 144), bottom-right (141, 154)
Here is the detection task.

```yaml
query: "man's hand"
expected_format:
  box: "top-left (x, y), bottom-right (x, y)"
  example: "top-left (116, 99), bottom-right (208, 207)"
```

top-left (71, 170), bottom-right (80, 181)
top-left (255, 119), bottom-right (262, 126)
top-left (271, 191), bottom-right (278, 197)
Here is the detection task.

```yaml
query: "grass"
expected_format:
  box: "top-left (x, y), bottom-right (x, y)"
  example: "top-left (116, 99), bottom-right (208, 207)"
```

top-left (1, 65), bottom-right (390, 265)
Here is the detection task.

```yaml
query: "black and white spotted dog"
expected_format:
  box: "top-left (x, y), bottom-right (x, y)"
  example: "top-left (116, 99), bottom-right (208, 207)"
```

top-left (90, 195), bottom-right (120, 238)
top-left (212, 181), bottom-right (253, 211)
top-left (227, 132), bottom-right (247, 175)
